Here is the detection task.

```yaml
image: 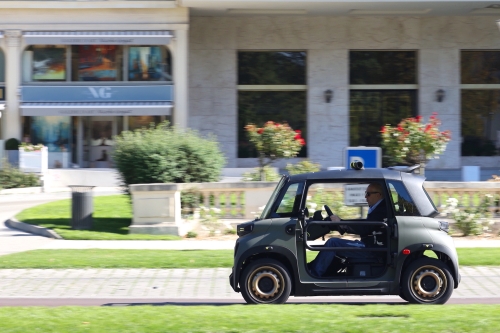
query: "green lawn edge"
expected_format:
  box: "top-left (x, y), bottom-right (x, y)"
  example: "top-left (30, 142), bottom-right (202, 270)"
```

top-left (0, 248), bottom-right (497, 269)
top-left (14, 194), bottom-right (181, 240)
top-left (1, 304), bottom-right (500, 333)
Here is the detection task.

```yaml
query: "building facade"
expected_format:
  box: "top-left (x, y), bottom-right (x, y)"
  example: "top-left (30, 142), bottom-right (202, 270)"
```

top-left (1, 1), bottom-right (500, 172)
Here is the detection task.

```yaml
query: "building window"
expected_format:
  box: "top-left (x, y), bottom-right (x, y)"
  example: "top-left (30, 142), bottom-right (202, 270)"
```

top-left (237, 51), bottom-right (307, 158)
top-left (461, 51), bottom-right (500, 156)
top-left (23, 45), bottom-right (173, 83)
top-left (0, 49), bottom-right (5, 82)
top-left (349, 51), bottom-right (418, 151)
top-left (350, 90), bottom-right (417, 147)
top-left (350, 51), bottom-right (416, 85)
top-left (128, 116), bottom-right (164, 131)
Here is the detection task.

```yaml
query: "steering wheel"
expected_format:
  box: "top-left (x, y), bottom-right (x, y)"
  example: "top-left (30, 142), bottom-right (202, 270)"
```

top-left (324, 204), bottom-right (334, 218)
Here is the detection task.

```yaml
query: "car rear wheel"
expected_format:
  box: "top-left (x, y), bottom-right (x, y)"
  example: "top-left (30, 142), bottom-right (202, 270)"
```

top-left (401, 257), bottom-right (454, 304)
top-left (240, 259), bottom-right (292, 304)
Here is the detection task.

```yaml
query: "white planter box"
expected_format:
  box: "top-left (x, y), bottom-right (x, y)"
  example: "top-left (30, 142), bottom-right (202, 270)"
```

top-left (19, 147), bottom-right (48, 173)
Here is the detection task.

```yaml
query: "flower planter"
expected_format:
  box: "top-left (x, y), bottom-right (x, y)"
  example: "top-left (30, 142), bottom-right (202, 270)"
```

top-left (19, 147), bottom-right (48, 173)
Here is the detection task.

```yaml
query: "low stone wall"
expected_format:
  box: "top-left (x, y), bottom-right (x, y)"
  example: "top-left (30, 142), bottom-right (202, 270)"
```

top-left (130, 181), bottom-right (500, 236)
top-left (129, 182), bottom-right (276, 236)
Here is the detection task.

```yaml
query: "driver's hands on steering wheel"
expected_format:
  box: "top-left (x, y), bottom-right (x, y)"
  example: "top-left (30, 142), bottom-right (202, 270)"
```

top-left (323, 204), bottom-right (345, 234)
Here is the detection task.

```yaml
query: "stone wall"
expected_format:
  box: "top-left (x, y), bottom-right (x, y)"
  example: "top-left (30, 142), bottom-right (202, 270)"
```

top-left (189, 16), bottom-right (500, 169)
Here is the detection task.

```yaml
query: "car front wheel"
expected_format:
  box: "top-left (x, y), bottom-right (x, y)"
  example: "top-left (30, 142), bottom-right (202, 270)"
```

top-left (401, 257), bottom-right (454, 304)
top-left (240, 259), bottom-right (292, 304)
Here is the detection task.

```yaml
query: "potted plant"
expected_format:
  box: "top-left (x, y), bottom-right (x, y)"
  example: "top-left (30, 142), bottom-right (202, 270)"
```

top-left (4, 138), bottom-right (20, 167)
top-left (19, 142), bottom-right (48, 173)
top-left (245, 121), bottom-right (305, 180)
top-left (380, 113), bottom-right (451, 176)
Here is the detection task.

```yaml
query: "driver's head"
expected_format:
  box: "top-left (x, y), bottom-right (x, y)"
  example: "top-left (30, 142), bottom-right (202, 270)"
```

top-left (365, 183), bottom-right (383, 207)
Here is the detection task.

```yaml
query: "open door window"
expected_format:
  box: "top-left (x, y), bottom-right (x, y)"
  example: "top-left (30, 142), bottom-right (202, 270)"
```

top-left (301, 180), bottom-right (390, 278)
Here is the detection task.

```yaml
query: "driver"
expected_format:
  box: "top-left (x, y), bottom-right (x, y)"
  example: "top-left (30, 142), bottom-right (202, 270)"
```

top-left (308, 182), bottom-right (387, 277)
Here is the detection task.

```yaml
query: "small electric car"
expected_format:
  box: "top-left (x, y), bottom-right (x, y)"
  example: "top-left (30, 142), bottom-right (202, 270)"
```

top-left (229, 163), bottom-right (460, 304)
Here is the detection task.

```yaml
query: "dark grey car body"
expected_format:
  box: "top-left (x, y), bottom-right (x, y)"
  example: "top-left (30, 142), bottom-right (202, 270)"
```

top-left (229, 167), bottom-right (460, 304)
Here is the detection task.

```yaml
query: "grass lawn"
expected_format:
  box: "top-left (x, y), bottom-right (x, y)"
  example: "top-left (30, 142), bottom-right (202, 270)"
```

top-left (0, 249), bottom-right (234, 269)
top-left (1, 304), bottom-right (500, 333)
top-left (0, 248), bottom-right (498, 269)
top-left (15, 195), bottom-right (180, 240)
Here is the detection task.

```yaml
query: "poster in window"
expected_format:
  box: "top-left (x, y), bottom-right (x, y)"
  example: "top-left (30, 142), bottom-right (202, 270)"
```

top-left (32, 47), bottom-right (66, 81)
top-left (78, 45), bottom-right (117, 81)
top-left (31, 116), bottom-right (71, 152)
top-left (129, 46), bottom-right (171, 81)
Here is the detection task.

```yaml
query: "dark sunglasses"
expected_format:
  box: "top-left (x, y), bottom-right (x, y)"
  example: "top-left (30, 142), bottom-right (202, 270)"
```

top-left (365, 191), bottom-right (380, 197)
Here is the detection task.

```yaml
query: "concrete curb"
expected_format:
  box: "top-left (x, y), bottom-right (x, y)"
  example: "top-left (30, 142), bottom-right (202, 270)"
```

top-left (5, 218), bottom-right (62, 239)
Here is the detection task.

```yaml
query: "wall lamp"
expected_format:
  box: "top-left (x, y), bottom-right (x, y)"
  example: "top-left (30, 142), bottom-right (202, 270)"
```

top-left (324, 89), bottom-right (334, 103)
top-left (436, 89), bottom-right (445, 103)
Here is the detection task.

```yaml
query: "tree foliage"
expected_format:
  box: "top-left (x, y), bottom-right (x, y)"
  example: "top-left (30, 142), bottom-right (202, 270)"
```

top-left (245, 121), bottom-right (304, 180)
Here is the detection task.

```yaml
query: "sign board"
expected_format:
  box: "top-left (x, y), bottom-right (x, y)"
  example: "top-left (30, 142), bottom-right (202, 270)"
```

top-left (344, 184), bottom-right (369, 206)
top-left (344, 147), bottom-right (382, 169)
top-left (21, 85), bottom-right (173, 103)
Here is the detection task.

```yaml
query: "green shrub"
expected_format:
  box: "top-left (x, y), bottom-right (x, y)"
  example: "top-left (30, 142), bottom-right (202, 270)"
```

top-left (112, 121), bottom-right (226, 188)
top-left (224, 228), bottom-right (236, 235)
top-left (242, 166), bottom-right (281, 181)
top-left (186, 231), bottom-right (198, 238)
top-left (442, 195), bottom-right (494, 236)
top-left (181, 189), bottom-right (202, 215)
top-left (5, 138), bottom-right (20, 150)
top-left (286, 160), bottom-right (321, 175)
top-left (0, 161), bottom-right (40, 190)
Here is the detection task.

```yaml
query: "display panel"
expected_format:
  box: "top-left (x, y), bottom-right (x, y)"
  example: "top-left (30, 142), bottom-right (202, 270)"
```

top-left (129, 46), bottom-right (172, 81)
top-left (32, 47), bottom-right (66, 81)
top-left (31, 116), bottom-right (71, 153)
top-left (77, 45), bottom-right (118, 81)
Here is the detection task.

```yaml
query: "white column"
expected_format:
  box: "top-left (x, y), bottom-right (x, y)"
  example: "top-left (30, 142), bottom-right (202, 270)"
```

top-left (171, 28), bottom-right (188, 129)
top-left (3, 30), bottom-right (22, 141)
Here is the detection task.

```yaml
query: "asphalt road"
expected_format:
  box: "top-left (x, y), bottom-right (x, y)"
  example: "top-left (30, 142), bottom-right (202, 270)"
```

top-left (3, 297), bottom-right (500, 306)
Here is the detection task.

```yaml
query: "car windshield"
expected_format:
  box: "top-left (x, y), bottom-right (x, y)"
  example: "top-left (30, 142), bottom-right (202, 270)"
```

top-left (260, 175), bottom-right (288, 220)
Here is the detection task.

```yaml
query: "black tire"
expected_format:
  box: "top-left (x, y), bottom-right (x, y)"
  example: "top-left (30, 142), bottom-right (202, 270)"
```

top-left (240, 259), bottom-right (292, 304)
top-left (401, 257), bottom-right (454, 304)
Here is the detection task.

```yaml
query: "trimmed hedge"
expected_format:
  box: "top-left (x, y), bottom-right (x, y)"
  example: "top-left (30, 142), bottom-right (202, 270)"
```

top-left (113, 122), bottom-right (226, 187)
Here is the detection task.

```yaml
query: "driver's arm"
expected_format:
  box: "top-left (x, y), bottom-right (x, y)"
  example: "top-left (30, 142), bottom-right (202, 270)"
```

top-left (328, 214), bottom-right (347, 235)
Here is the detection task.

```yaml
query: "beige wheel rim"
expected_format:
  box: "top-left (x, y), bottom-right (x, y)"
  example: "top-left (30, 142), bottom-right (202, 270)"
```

top-left (248, 266), bottom-right (284, 303)
top-left (410, 265), bottom-right (447, 302)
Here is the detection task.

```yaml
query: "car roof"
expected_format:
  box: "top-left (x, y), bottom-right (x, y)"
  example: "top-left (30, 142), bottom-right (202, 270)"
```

top-left (288, 168), bottom-right (407, 182)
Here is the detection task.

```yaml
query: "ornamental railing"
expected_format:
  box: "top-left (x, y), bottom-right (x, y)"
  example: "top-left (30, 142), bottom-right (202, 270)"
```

top-left (129, 181), bottom-right (500, 235)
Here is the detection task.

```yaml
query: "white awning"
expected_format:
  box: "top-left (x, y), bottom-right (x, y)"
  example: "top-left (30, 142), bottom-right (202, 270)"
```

top-left (20, 102), bottom-right (172, 116)
top-left (0, 103), bottom-right (5, 111)
top-left (23, 30), bottom-right (173, 45)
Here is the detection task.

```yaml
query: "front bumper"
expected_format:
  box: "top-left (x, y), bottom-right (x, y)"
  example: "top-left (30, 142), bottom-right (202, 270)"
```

top-left (229, 270), bottom-right (239, 292)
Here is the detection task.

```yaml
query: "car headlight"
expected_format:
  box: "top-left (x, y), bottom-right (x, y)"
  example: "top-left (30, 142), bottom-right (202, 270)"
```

top-left (438, 220), bottom-right (449, 233)
top-left (237, 222), bottom-right (254, 237)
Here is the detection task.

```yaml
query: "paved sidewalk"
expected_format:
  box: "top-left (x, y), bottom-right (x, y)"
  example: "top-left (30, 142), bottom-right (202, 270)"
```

top-left (0, 266), bottom-right (498, 300)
